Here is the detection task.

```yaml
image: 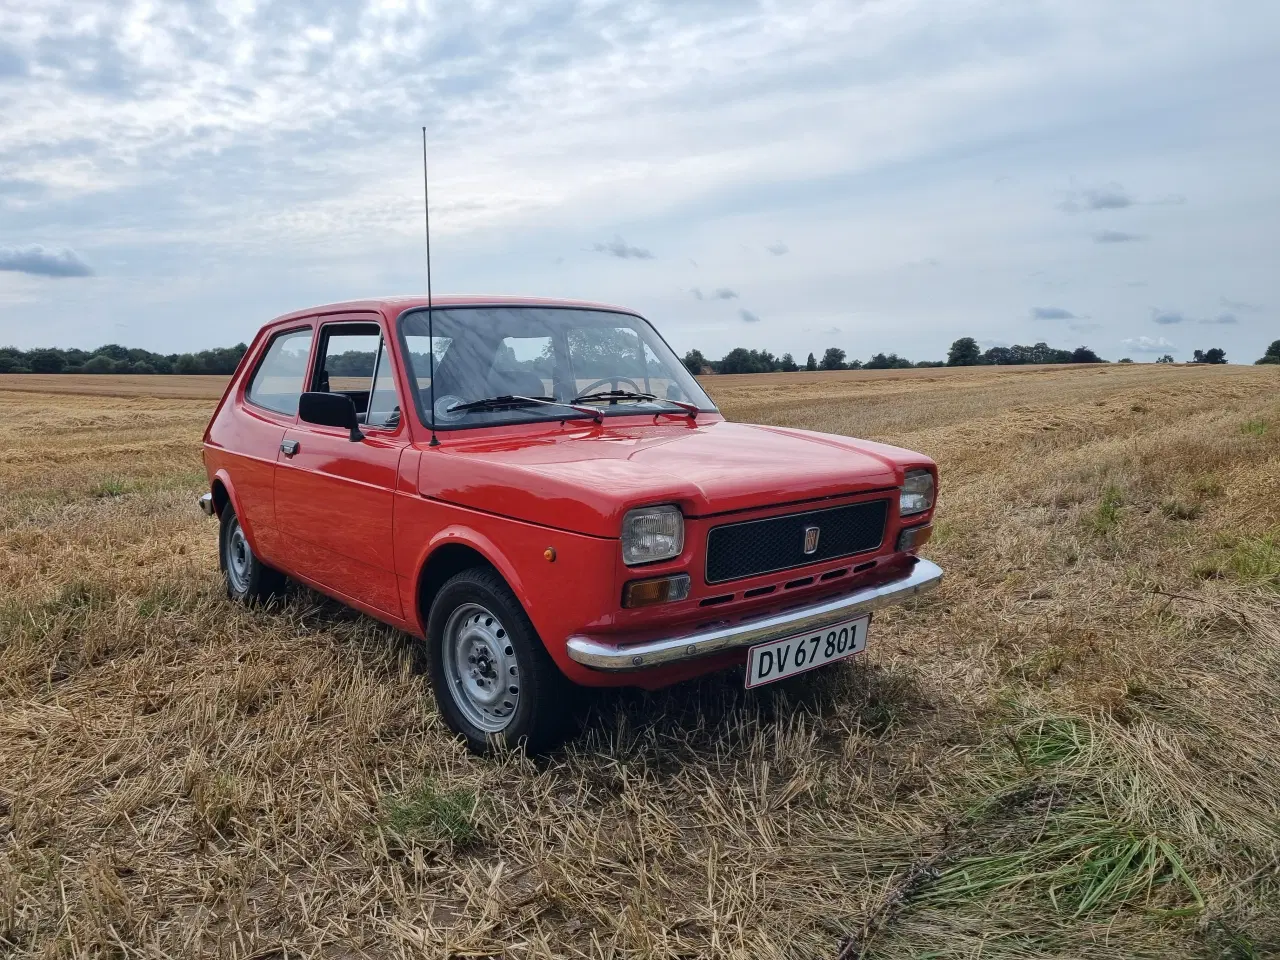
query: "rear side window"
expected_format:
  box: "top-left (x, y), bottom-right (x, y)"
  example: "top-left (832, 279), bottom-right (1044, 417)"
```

top-left (246, 328), bottom-right (313, 415)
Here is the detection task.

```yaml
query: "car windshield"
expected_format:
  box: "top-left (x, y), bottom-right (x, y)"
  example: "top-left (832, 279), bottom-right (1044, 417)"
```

top-left (398, 306), bottom-right (717, 429)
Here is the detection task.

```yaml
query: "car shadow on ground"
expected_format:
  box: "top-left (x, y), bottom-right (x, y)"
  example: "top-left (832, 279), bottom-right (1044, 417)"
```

top-left (279, 582), bottom-right (936, 766)
top-left (568, 656), bottom-right (935, 765)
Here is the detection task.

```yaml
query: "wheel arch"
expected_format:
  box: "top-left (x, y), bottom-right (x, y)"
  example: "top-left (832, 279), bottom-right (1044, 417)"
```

top-left (210, 476), bottom-right (231, 518)
top-left (209, 469), bottom-right (265, 555)
top-left (413, 531), bottom-right (528, 637)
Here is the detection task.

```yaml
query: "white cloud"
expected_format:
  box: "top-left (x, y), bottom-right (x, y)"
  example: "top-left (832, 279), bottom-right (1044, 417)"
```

top-left (593, 236), bottom-right (654, 260)
top-left (0, 0), bottom-right (1276, 361)
top-left (0, 243), bottom-right (92, 277)
top-left (1032, 306), bottom-right (1078, 320)
top-left (1123, 335), bottom-right (1178, 353)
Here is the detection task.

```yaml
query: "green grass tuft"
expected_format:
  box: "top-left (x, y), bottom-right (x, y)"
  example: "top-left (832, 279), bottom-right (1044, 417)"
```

top-left (1016, 717), bottom-right (1087, 767)
top-left (923, 815), bottom-right (1203, 919)
top-left (1089, 484), bottom-right (1124, 534)
top-left (1224, 532), bottom-right (1280, 588)
top-left (1196, 531), bottom-right (1280, 588)
top-left (1240, 418), bottom-right (1267, 437)
top-left (383, 780), bottom-right (481, 847)
top-left (1191, 475), bottom-right (1225, 498)
top-left (89, 477), bottom-right (129, 498)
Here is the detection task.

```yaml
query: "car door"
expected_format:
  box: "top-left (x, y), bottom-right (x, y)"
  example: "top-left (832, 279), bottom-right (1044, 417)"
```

top-left (231, 323), bottom-right (315, 565)
top-left (274, 316), bottom-right (407, 617)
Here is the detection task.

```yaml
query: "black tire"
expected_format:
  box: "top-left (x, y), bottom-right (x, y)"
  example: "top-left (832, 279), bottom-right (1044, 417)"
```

top-left (427, 567), bottom-right (577, 754)
top-left (218, 503), bottom-right (286, 604)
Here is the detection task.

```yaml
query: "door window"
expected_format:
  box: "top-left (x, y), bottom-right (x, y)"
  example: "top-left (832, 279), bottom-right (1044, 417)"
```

top-left (313, 323), bottom-right (401, 428)
top-left (246, 327), bottom-right (314, 415)
top-left (366, 341), bottom-right (401, 428)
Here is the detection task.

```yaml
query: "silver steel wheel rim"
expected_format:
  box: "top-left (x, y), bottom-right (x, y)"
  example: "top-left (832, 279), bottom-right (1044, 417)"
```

top-left (226, 518), bottom-right (252, 593)
top-left (442, 602), bottom-right (520, 734)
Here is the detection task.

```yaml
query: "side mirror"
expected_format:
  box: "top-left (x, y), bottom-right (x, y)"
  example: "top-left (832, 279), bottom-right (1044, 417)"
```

top-left (299, 392), bottom-right (363, 441)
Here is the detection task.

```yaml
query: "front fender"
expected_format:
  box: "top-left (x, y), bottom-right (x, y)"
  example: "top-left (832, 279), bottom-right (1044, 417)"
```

top-left (395, 495), bottom-right (620, 678)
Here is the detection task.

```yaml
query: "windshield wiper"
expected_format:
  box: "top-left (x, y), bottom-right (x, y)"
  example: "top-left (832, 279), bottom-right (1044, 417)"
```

top-left (572, 389), bottom-right (699, 419)
top-left (446, 394), bottom-right (603, 423)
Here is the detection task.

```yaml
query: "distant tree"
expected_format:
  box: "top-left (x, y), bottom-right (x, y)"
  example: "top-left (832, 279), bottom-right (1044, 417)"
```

top-left (805, 352), bottom-right (818, 371)
top-left (1157, 354), bottom-right (1175, 364)
top-left (198, 343), bottom-right (249, 375)
top-left (0, 355), bottom-right (29, 373)
top-left (1256, 340), bottom-right (1280, 365)
top-left (1193, 347), bottom-right (1227, 364)
top-left (981, 341), bottom-right (1076, 365)
top-left (717, 348), bottom-right (751, 374)
top-left (682, 349), bottom-right (707, 375)
top-left (947, 337), bottom-right (980, 366)
top-left (717, 347), bottom-right (778, 374)
top-left (82, 355), bottom-right (119, 374)
top-left (174, 353), bottom-right (205, 374)
top-left (1070, 346), bottom-right (1104, 363)
top-left (1117, 358), bottom-right (1134, 364)
top-left (865, 352), bottom-right (913, 369)
top-left (820, 347), bottom-right (846, 371)
top-left (94, 344), bottom-right (131, 362)
top-left (27, 350), bottom-right (65, 374)
top-left (915, 360), bottom-right (946, 368)
top-left (847, 358), bottom-right (863, 370)
top-left (779, 352), bottom-right (798, 372)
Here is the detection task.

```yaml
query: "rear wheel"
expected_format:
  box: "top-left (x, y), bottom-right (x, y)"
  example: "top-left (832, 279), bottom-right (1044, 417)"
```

top-left (218, 503), bottom-right (286, 603)
top-left (427, 567), bottom-right (576, 754)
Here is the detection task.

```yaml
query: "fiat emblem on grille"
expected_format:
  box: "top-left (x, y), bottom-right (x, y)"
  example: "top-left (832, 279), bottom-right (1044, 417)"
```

top-left (802, 525), bottom-right (821, 554)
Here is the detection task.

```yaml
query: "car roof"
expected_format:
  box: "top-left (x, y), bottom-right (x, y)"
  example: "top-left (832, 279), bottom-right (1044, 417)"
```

top-left (267, 295), bottom-right (639, 325)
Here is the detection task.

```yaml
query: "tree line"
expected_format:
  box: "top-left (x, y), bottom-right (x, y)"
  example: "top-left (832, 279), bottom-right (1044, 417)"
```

top-left (683, 339), bottom-right (1106, 374)
top-left (2, 336), bottom-right (1272, 378)
top-left (683, 337), bottom-right (1272, 374)
top-left (0, 343), bottom-right (249, 375)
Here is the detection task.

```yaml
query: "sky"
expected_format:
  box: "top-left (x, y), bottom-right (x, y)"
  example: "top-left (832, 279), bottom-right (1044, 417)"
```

top-left (1, 0), bottom-right (1278, 364)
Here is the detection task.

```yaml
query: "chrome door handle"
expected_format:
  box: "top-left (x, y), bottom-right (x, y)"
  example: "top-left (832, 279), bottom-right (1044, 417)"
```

top-left (280, 440), bottom-right (300, 457)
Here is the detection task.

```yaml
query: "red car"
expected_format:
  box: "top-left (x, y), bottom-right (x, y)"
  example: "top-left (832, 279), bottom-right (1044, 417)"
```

top-left (200, 296), bottom-right (942, 752)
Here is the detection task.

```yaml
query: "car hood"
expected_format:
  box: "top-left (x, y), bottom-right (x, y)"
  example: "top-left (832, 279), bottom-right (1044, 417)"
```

top-left (418, 418), bottom-right (927, 538)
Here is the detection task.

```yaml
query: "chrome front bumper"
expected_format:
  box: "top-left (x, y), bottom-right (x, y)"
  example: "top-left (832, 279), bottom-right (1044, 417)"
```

top-left (198, 492), bottom-right (215, 516)
top-left (565, 557), bottom-right (943, 671)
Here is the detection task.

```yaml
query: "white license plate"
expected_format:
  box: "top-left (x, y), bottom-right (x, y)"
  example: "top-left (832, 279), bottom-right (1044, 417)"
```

top-left (745, 614), bottom-right (870, 689)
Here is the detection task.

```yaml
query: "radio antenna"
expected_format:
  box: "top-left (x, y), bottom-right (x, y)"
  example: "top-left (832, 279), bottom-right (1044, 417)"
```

top-left (422, 126), bottom-right (439, 446)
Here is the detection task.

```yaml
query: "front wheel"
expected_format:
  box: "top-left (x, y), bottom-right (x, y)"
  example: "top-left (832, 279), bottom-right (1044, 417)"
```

top-left (427, 567), bottom-right (576, 754)
top-left (218, 503), bottom-right (286, 604)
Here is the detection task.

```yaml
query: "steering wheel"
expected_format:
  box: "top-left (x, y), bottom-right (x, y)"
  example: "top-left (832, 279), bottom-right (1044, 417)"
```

top-left (577, 376), bottom-right (641, 397)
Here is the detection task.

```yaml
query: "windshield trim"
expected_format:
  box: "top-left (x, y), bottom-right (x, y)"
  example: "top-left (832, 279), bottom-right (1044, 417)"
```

top-left (394, 303), bottom-right (718, 432)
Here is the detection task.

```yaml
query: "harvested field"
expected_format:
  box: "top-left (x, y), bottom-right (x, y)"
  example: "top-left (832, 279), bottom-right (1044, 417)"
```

top-left (0, 374), bottom-right (229, 400)
top-left (1, 363), bottom-right (1278, 958)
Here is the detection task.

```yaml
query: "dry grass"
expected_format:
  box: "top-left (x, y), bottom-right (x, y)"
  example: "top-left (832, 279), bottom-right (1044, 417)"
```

top-left (2, 363), bottom-right (1279, 959)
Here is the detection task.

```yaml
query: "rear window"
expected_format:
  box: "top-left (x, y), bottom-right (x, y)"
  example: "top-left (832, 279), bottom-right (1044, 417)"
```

top-left (246, 327), bottom-right (313, 415)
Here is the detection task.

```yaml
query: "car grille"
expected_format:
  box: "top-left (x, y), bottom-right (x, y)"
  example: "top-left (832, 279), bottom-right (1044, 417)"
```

top-left (705, 499), bottom-right (889, 584)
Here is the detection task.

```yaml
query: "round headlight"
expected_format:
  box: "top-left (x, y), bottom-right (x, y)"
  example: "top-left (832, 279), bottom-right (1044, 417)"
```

top-left (621, 505), bottom-right (684, 565)
top-left (900, 469), bottom-right (935, 516)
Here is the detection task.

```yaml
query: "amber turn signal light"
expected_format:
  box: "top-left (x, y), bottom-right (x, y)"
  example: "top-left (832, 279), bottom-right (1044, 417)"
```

top-left (622, 573), bottom-right (692, 608)
top-left (896, 523), bottom-right (933, 552)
